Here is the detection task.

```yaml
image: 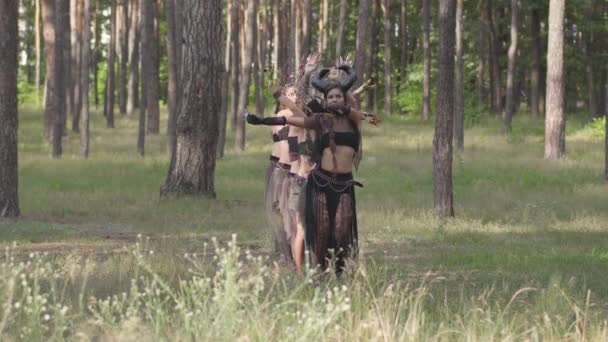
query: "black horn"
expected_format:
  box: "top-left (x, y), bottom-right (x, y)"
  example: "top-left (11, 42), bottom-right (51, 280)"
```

top-left (338, 65), bottom-right (357, 92)
top-left (311, 68), bottom-right (331, 93)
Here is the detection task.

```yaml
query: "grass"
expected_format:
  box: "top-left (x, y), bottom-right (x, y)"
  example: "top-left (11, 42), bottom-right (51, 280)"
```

top-left (1, 105), bottom-right (607, 340)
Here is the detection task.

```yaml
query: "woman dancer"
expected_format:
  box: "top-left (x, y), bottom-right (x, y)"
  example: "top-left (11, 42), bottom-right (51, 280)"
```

top-left (248, 65), bottom-right (366, 275)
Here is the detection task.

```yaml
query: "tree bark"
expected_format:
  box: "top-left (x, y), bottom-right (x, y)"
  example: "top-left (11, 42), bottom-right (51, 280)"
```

top-left (35, 0), bottom-right (41, 106)
top-left (530, 6), bottom-right (541, 118)
top-left (80, 0), bottom-right (90, 158)
top-left (166, 0), bottom-right (182, 155)
top-left (335, 0), bottom-right (347, 58)
top-left (118, 0), bottom-right (128, 115)
top-left (230, 0), bottom-right (240, 130)
top-left (301, 0), bottom-right (311, 58)
top-left (161, 0), bottom-right (224, 198)
top-left (70, 0), bottom-right (82, 133)
top-left (42, 0), bottom-right (56, 140)
top-left (294, 0), bottom-right (301, 71)
top-left (454, 0), bottom-right (464, 150)
top-left (477, 1), bottom-right (486, 112)
top-left (141, 0), bottom-right (160, 134)
top-left (544, 0), bottom-right (565, 160)
top-left (504, 0), bottom-right (518, 134)
top-left (584, 36), bottom-right (598, 119)
top-left (127, 0), bottom-right (140, 114)
top-left (235, 0), bottom-right (257, 152)
top-left (487, 0), bottom-right (502, 115)
top-left (422, 0), bottom-right (431, 120)
top-left (52, 0), bottom-right (68, 157)
top-left (137, 0), bottom-right (146, 156)
top-left (381, 0), bottom-right (391, 116)
top-left (272, 0), bottom-right (280, 82)
top-left (365, 0), bottom-right (379, 113)
top-left (104, 0), bottom-right (116, 128)
top-left (92, 0), bottom-right (99, 108)
top-left (399, 0), bottom-right (408, 90)
top-left (433, 0), bottom-right (455, 218)
top-left (0, 0), bottom-right (20, 217)
top-left (255, 0), bottom-right (266, 117)
top-left (355, 0), bottom-right (370, 91)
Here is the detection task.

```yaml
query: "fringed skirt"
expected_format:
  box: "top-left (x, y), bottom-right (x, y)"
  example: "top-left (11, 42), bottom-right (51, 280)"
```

top-left (304, 168), bottom-right (359, 274)
top-left (265, 161), bottom-right (293, 262)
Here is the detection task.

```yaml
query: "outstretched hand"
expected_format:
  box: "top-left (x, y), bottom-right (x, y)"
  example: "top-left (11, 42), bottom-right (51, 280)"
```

top-left (244, 112), bottom-right (263, 125)
top-left (304, 52), bottom-right (321, 75)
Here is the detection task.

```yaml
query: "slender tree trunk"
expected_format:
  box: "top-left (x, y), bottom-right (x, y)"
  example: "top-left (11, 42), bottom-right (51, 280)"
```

top-left (294, 0), bottom-right (301, 70)
top-left (104, 0), bottom-right (116, 128)
top-left (92, 0), bottom-right (99, 108)
top-left (366, 0), bottom-right (379, 113)
top-left (477, 2), bottom-right (486, 112)
top-left (127, 0), bottom-right (140, 114)
top-left (381, 0), bottom-right (392, 116)
top-left (544, 0), bottom-right (565, 160)
top-left (255, 0), bottom-right (266, 117)
top-left (230, 0), bottom-right (240, 130)
top-left (354, 0), bottom-right (370, 91)
top-left (61, 0), bottom-right (72, 134)
top-left (137, 0), bottom-right (146, 156)
top-left (35, 0), bottom-right (42, 106)
top-left (143, 0), bottom-right (160, 134)
top-left (318, 0), bottom-right (326, 53)
top-left (504, 0), bottom-right (518, 134)
top-left (487, 0), bottom-right (502, 115)
top-left (0, 0), bottom-right (20, 217)
top-left (433, 0), bottom-right (456, 218)
top-left (301, 0), bottom-right (311, 58)
top-left (272, 0), bottom-right (280, 82)
top-left (235, 0), bottom-right (257, 152)
top-left (280, 0), bottom-right (291, 82)
top-left (71, 0), bottom-right (83, 132)
top-left (217, 0), bottom-right (232, 159)
top-left (42, 0), bottom-right (56, 140)
top-left (161, 0), bottom-right (224, 198)
top-left (118, 0), bottom-right (128, 115)
top-left (454, 0), bottom-right (464, 150)
top-left (399, 0), bottom-right (408, 90)
top-left (584, 37), bottom-right (598, 119)
top-left (80, 0), bottom-right (90, 158)
top-left (530, 6), bottom-right (541, 118)
top-left (335, 0), bottom-right (347, 58)
top-left (422, 0), bottom-right (431, 120)
top-left (52, 0), bottom-right (68, 157)
top-left (166, 0), bottom-right (181, 154)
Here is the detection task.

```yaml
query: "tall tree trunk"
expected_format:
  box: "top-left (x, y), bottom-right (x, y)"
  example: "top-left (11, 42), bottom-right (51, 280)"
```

top-left (433, 0), bottom-right (455, 218)
top-left (92, 0), bottom-right (99, 108)
top-left (161, 0), bottom-right (224, 198)
top-left (318, 0), bottom-right (326, 53)
top-left (504, 0), bottom-right (518, 134)
top-left (42, 0), bottom-right (56, 140)
top-left (335, 0), bottom-right (347, 58)
top-left (137, 0), bottom-right (146, 156)
top-left (166, 0), bottom-right (182, 155)
top-left (235, 0), bottom-right (257, 152)
top-left (272, 0), bottom-right (280, 82)
top-left (61, 0), bottom-right (72, 134)
top-left (104, 0), bottom-right (116, 128)
top-left (301, 0), bottom-right (311, 58)
top-left (530, 6), bottom-right (541, 118)
top-left (255, 0), bottom-right (267, 117)
top-left (584, 36), bottom-right (598, 119)
top-left (422, 0), bottom-right (431, 120)
top-left (143, 0), bottom-right (160, 134)
top-left (35, 0), bottom-right (42, 106)
top-left (477, 1), bottom-right (486, 112)
top-left (544, 0), bottom-right (565, 160)
top-left (381, 0), bottom-right (392, 115)
top-left (118, 0), bottom-right (128, 115)
top-left (294, 0), bottom-right (301, 70)
top-left (217, 0), bottom-right (232, 159)
top-left (0, 0), bottom-right (20, 217)
top-left (53, 0), bottom-right (68, 157)
top-left (70, 0), bottom-right (82, 133)
top-left (127, 0), bottom-right (140, 114)
top-left (354, 0), bottom-right (370, 91)
top-left (366, 0), bottom-right (379, 113)
top-left (399, 0), bottom-right (408, 90)
top-left (487, 0), bottom-right (502, 115)
top-left (230, 0), bottom-right (240, 130)
top-left (279, 0), bottom-right (291, 83)
top-left (454, 0), bottom-right (464, 150)
top-left (80, 0), bottom-right (90, 158)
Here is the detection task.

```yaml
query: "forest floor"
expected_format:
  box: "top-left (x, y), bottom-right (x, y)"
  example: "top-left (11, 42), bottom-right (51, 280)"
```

top-left (1, 106), bottom-right (608, 339)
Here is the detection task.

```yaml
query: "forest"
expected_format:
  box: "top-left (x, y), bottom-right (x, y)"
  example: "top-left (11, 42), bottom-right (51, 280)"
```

top-left (0, 0), bottom-right (607, 340)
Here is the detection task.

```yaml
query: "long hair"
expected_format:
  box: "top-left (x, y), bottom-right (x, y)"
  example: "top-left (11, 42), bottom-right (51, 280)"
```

top-left (273, 83), bottom-right (296, 114)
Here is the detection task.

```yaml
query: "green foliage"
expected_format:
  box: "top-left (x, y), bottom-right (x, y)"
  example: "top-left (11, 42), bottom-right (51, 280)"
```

top-left (395, 63), bottom-right (435, 117)
top-left (580, 116), bottom-right (606, 139)
top-left (17, 81), bottom-right (39, 106)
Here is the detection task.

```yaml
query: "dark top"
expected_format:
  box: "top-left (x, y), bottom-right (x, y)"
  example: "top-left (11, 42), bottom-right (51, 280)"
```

top-left (272, 126), bottom-right (290, 142)
top-left (320, 131), bottom-right (360, 152)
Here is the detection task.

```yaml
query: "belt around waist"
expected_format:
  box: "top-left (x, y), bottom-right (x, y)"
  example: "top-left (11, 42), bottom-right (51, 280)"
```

top-left (278, 162), bottom-right (291, 170)
top-left (270, 155), bottom-right (279, 162)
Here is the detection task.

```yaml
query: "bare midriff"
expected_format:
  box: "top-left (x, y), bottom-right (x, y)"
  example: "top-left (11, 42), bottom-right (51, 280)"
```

top-left (320, 146), bottom-right (356, 174)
